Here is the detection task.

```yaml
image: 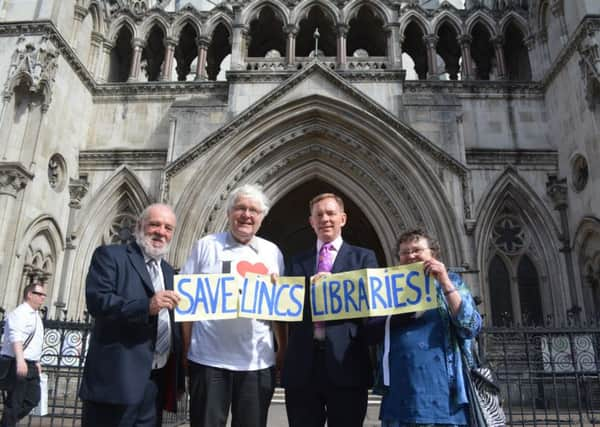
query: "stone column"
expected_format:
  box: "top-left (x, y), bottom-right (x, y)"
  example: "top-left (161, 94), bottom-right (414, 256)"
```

top-left (336, 24), bottom-right (348, 70)
top-left (55, 177), bottom-right (89, 311)
top-left (491, 35), bottom-right (506, 80)
top-left (89, 31), bottom-right (104, 80)
top-left (551, 0), bottom-right (568, 45)
top-left (384, 23), bottom-right (402, 70)
top-left (230, 4), bottom-right (248, 71)
top-left (546, 175), bottom-right (580, 320)
top-left (285, 24), bottom-right (298, 69)
top-left (161, 37), bottom-right (177, 81)
top-left (524, 34), bottom-right (540, 80)
top-left (538, 31), bottom-right (551, 70)
top-left (71, 4), bottom-right (88, 45)
top-left (457, 34), bottom-right (474, 80)
top-left (195, 36), bottom-right (210, 80)
top-left (100, 41), bottom-right (113, 83)
top-left (424, 34), bottom-right (439, 79)
top-left (128, 38), bottom-right (145, 82)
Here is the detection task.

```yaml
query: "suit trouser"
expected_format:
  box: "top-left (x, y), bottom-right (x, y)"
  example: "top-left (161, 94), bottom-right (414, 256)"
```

top-left (1, 361), bottom-right (40, 427)
top-left (284, 343), bottom-right (368, 427)
top-left (188, 361), bottom-right (275, 427)
top-left (81, 366), bottom-right (165, 427)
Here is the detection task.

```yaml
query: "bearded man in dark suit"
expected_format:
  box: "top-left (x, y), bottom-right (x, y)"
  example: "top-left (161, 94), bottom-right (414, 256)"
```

top-left (282, 193), bottom-right (378, 427)
top-left (79, 203), bottom-right (183, 427)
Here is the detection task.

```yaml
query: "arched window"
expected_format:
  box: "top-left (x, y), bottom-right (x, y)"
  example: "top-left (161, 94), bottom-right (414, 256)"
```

top-left (403, 22), bottom-right (427, 80)
top-left (346, 6), bottom-right (386, 57)
top-left (142, 26), bottom-right (166, 81)
top-left (108, 26), bottom-right (133, 82)
top-left (248, 6), bottom-right (286, 58)
top-left (487, 210), bottom-right (544, 326)
top-left (470, 22), bottom-right (495, 80)
top-left (436, 22), bottom-right (461, 80)
top-left (174, 23), bottom-right (199, 81)
top-left (517, 255), bottom-right (543, 325)
top-left (489, 255), bottom-right (513, 325)
top-left (296, 6), bottom-right (335, 57)
top-left (503, 22), bottom-right (531, 80)
top-left (207, 23), bottom-right (231, 81)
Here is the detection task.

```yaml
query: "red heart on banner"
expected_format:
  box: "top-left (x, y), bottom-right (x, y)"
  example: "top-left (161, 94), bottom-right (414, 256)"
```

top-left (236, 261), bottom-right (269, 277)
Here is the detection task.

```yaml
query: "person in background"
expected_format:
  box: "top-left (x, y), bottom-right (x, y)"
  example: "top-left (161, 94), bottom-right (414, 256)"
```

top-left (368, 228), bottom-right (482, 427)
top-left (0, 282), bottom-right (46, 427)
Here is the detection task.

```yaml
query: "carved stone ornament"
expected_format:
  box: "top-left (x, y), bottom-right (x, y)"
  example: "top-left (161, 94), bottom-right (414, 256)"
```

top-left (546, 174), bottom-right (568, 210)
top-left (0, 162), bottom-right (34, 197)
top-left (68, 177), bottom-right (89, 209)
top-left (578, 31), bottom-right (600, 110)
top-left (4, 35), bottom-right (58, 108)
top-left (570, 154), bottom-right (589, 193)
top-left (48, 153), bottom-right (66, 192)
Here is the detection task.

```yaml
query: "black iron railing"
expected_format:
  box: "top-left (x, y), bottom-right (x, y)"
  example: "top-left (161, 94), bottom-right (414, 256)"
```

top-left (1, 311), bottom-right (600, 426)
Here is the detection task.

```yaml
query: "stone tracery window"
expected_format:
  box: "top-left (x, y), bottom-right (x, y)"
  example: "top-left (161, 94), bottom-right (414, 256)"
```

top-left (104, 211), bottom-right (137, 245)
top-left (492, 215), bottom-right (527, 255)
top-left (487, 207), bottom-right (543, 325)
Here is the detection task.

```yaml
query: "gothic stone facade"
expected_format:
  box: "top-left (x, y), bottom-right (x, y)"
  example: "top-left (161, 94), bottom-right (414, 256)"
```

top-left (0, 0), bottom-right (598, 326)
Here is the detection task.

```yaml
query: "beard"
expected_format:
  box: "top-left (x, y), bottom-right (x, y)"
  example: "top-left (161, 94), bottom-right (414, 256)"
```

top-left (135, 229), bottom-right (171, 259)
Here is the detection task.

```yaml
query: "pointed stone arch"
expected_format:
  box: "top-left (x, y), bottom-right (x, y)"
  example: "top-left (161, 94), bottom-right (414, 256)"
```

top-left (465, 10), bottom-right (498, 37)
top-left (107, 15), bottom-right (137, 44)
top-left (431, 10), bottom-right (463, 35)
top-left (498, 11), bottom-right (529, 36)
top-left (474, 167), bottom-right (566, 324)
top-left (68, 166), bottom-right (151, 314)
top-left (169, 94), bottom-right (466, 271)
top-left (139, 12), bottom-right (171, 40)
top-left (242, 0), bottom-right (290, 27)
top-left (7, 215), bottom-right (64, 313)
top-left (172, 13), bottom-right (203, 40)
top-left (344, 0), bottom-right (391, 26)
top-left (399, 10), bottom-right (432, 36)
top-left (204, 12), bottom-right (234, 37)
top-left (291, 0), bottom-right (340, 26)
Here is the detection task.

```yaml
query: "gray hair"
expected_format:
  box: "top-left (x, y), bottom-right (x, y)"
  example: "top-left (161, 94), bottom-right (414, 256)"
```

top-left (226, 184), bottom-right (270, 216)
top-left (137, 203), bottom-right (175, 229)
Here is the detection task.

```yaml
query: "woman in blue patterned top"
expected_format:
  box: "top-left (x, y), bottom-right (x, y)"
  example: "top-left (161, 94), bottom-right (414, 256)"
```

top-left (370, 229), bottom-right (482, 427)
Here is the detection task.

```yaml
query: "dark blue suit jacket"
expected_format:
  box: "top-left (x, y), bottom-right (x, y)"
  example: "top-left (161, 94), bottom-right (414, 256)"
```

top-left (281, 242), bottom-right (378, 389)
top-left (79, 242), bottom-right (183, 407)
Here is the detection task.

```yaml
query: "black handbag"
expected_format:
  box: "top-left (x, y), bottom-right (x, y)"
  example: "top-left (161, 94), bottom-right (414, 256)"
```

top-left (0, 356), bottom-right (16, 390)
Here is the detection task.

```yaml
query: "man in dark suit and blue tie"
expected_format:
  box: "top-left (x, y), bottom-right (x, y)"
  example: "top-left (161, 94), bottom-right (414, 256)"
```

top-left (282, 193), bottom-right (378, 427)
top-left (79, 203), bottom-right (183, 427)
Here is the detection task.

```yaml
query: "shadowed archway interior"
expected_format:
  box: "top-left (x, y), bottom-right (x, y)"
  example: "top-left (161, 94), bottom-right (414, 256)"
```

top-left (258, 179), bottom-right (385, 266)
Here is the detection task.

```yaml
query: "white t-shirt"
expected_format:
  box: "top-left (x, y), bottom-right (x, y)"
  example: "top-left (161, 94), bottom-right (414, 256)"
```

top-left (0, 302), bottom-right (44, 361)
top-left (180, 232), bottom-right (284, 371)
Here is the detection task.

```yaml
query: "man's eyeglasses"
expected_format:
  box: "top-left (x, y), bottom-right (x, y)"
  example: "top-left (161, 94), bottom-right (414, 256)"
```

top-left (31, 291), bottom-right (47, 297)
top-left (233, 205), bottom-right (262, 217)
top-left (399, 247), bottom-right (429, 257)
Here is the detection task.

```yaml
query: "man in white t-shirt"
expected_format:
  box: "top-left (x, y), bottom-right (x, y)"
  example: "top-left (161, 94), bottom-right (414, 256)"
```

top-left (1, 283), bottom-right (45, 427)
top-left (181, 184), bottom-right (286, 427)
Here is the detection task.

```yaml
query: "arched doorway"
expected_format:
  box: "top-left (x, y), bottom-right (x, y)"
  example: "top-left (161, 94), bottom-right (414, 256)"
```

top-left (258, 178), bottom-right (386, 265)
